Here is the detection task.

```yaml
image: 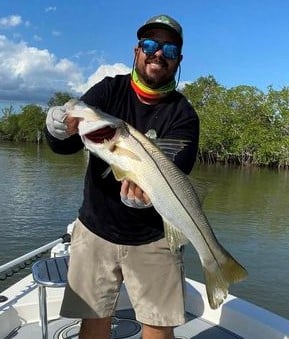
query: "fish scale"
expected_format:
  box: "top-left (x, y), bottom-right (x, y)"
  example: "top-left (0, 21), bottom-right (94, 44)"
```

top-left (121, 129), bottom-right (224, 259)
top-left (68, 99), bottom-right (248, 309)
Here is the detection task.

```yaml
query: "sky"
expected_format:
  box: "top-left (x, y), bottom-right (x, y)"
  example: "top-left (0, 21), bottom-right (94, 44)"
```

top-left (1, 0), bottom-right (289, 111)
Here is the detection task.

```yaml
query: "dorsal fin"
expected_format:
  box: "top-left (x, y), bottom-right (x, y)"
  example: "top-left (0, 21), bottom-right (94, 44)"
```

top-left (154, 138), bottom-right (191, 161)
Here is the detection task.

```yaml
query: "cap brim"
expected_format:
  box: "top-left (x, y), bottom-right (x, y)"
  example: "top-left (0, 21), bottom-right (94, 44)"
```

top-left (137, 23), bottom-right (182, 45)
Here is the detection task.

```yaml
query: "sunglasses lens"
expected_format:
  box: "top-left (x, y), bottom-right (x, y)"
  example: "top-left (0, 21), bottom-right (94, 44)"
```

top-left (139, 39), bottom-right (179, 60)
top-left (162, 44), bottom-right (179, 59)
top-left (141, 39), bottom-right (159, 55)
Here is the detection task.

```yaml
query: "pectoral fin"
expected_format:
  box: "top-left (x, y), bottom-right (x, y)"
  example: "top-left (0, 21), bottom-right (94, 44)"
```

top-left (111, 164), bottom-right (128, 181)
top-left (110, 164), bottom-right (139, 183)
top-left (109, 145), bottom-right (142, 182)
top-left (102, 145), bottom-right (141, 180)
top-left (112, 145), bottom-right (141, 161)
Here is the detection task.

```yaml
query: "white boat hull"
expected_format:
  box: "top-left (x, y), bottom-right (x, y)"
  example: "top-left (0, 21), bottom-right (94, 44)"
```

top-left (1, 271), bottom-right (289, 339)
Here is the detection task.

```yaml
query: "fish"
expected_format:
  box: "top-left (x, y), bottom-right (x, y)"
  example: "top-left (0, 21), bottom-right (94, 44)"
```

top-left (66, 99), bottom-right (248, 309)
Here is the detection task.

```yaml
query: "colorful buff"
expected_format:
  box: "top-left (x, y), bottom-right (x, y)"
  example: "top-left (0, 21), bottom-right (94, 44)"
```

top-left (130, 69), bottom-right (176, 100)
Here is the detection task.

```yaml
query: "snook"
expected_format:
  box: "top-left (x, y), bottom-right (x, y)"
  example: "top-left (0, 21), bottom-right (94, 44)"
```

top-left (67, 99), bottom-right (248, 309)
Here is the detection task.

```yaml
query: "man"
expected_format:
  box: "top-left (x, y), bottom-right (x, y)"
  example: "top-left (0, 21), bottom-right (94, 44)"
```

top-left (46, 14), bottom-right (199, 339)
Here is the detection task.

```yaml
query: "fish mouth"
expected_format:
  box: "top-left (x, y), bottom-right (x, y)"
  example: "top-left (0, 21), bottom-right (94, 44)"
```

top-left (84, 125), bottom-right (116, 143)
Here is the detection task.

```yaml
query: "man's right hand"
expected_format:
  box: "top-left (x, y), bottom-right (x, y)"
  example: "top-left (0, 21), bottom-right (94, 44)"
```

top-left (46, 105), bottom-right (79, 140)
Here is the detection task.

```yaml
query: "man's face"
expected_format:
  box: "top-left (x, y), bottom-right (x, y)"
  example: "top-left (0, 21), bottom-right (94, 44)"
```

top-left (134, 28), bottom-right (182, 89)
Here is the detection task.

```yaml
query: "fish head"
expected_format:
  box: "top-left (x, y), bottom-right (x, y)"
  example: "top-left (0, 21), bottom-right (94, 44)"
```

top-left (65, 99), bottom-right (122, 145)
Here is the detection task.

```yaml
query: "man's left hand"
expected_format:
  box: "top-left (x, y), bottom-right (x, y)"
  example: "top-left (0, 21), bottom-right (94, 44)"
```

top-left (120, 180), bottom-right (152, 209)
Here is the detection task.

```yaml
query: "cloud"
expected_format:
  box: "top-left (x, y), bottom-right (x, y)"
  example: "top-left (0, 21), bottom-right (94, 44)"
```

top-left (52, 30), bottom-right (61, 37)
top-left (75, 63), bottom-right (131, 94)
top-left (45, 6), bottom-right (56, 12)
top-left (0, 15), bottom-right (22, 28)
top-left (0, 35), bottom-right (131, 104)
top-left (0, 35), bottom-right (83, 103)
top-left (33, 34), bottom-right (42, 41)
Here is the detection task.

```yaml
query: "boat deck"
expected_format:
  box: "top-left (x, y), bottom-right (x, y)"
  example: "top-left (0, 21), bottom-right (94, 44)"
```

top-left (9, 308), bottom-right (242, 338)
top-left (2, 269), bottom-right (289, 339)
top-left (1, 256), bottom-right (242, 338)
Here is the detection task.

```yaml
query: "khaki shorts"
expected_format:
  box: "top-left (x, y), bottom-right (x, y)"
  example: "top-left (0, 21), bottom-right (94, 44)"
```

top-left (60, 219), bottom-right (186, 326)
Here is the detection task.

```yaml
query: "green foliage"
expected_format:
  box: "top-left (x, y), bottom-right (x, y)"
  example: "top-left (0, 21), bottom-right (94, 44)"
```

top-left (181, 76), bottom-right (289, 168)
top-left (0, 92), bottom-right (74, 143)
top-left (0, 106), bottom-right (19, 141)
top-left (0, 104), bottom-right (46, 142)
top-left (17, 104), bottom-right (46, 142)
top-left (47, 92), bottom-right (74, 107)
top-left (1, 85), bottom-right (289, 168)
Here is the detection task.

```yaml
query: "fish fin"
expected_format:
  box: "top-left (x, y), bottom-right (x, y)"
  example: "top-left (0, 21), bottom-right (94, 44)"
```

top-left (149, 136), bottom-right (209, 204)
top-left (163, 220), bottom-right (189, 253)
top-left (110, 165), bottom-right (128, 181)
top-left (109, 146), bottom-right (141, 181)
top-left (113, 145), bottom-right (141, 161)
top-left (202, 253), bottom-right (248, 309)
top-left (154, 139), bottom-right (191, 161)
top-left (101, 166), bottom-right (112, 178)
top-left (110, 164), bottom-right (139, 183)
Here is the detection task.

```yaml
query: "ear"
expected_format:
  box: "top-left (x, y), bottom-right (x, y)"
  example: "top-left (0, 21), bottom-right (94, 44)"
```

top-left (178, 54), bottom-right (183, 63)
top-left (134, 46), bottom-right (140, 56)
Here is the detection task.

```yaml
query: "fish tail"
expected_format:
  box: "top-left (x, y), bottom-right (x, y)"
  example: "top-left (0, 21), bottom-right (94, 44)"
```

top-left (203, 254), bottom-right (248, 309)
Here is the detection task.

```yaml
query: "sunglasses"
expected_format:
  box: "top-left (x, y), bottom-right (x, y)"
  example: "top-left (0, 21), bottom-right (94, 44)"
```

top-left (138, 39), bottom-right (181, 60)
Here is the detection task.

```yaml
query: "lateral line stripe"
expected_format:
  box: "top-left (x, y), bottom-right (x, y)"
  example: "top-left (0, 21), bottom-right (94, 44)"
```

top-left (125, 124), bottom-right (221, 264)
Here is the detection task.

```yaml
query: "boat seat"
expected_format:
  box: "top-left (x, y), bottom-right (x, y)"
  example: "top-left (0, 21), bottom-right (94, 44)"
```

top-left (31, 256), bottom-right (69, 339)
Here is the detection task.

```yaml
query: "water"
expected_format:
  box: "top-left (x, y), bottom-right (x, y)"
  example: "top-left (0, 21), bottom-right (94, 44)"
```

top-left (0, 142), bottom-right (289, 320)
top-left (0, 142), bottom-right (86, 263)
top-left (185, 165), bottom-right (289, 320)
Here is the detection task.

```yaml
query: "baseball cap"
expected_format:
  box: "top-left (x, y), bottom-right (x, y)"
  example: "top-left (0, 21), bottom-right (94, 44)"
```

top-left (137, 14), bottom-right (183, 46)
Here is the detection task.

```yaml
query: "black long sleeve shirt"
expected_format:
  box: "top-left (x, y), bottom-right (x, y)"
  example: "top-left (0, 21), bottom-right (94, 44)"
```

top-left (45, 74), bottom-right (199, 245)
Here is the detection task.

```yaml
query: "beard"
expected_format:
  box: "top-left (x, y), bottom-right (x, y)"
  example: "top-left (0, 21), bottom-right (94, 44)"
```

top-left (135, 55), bottom-right (177, 89)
